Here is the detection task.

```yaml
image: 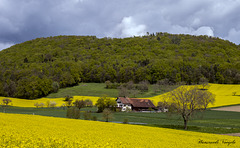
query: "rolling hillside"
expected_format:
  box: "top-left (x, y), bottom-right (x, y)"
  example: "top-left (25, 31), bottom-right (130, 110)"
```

top-left (0, 33), bottom-right (240, 99)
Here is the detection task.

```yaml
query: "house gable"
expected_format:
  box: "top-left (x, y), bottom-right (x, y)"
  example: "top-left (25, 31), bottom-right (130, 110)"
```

top-left (116, 97), bottom-right (132, 111)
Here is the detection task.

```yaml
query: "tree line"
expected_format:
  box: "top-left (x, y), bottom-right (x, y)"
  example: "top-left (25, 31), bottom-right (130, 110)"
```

top-left (0, 33), bottom-right (239, 99)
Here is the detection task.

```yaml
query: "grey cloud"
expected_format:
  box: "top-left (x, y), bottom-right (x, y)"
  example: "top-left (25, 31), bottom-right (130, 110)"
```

top-left (0, 42), bottom-right (14, 51)
top-left (0, 0), bottom-right (240, 51)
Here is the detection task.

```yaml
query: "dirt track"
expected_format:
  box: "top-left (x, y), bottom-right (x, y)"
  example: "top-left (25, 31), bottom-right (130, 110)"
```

top-left (222, 133), bottom-right (240, 137)
top-left (211, 105), bottom-right (240, 112)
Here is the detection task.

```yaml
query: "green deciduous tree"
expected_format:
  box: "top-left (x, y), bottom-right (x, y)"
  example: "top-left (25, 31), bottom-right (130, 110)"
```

top-left (95, 96), bottom-right (117, 112)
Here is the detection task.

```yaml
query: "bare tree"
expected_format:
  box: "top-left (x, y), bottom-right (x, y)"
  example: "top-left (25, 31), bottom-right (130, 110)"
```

top-left (232, 92), bottom-right (237, 96)
top-left (73, 99), bottom-right (86, 110)
top-left (201, 91), bottom-right (215, 110)
top-left (130, 87), bottom-right (140, 97)
top-left (102, 108), bottom-right (113, 122)
top-left (199, 77), bottom-right (209, 90)
top-left (2, 98), bottom-right (12, 106)
top-left (167, 86), bottom-right (215, 130)
top-left (85, 99), bottom-right (93, 107)
top-left (34, 102), bottom-right (40, 108)
top-left (1, 98), bottom-right (12, 113)
top-left (66, 107), bottom-right (80, 119)
top-left (157, 99), bottom-right (169, 112)
top-left (64, 96), bottom-right (73, 108)
top-left (49, 101), bottom-right (57, 108)
top-left (118, 85), bottom-right (129, 97)
top-left (126, 81), bottom-right (134, 90)
top-left (137, 80), bottom-right (150, 92)
top-left (34, 102), bottom-right (44, 108)
top-left (39, 103), bottom-right (45, 108)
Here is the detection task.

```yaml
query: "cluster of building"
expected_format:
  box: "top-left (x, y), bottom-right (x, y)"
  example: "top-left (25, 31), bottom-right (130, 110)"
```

top-left (116, 97), bottom-right (168, 112)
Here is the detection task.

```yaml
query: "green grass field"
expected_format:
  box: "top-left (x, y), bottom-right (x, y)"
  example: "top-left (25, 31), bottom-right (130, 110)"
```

top-left (2, 106), bottom-right (240, 134)
top-left (46, 83), bottom-right (177, 98)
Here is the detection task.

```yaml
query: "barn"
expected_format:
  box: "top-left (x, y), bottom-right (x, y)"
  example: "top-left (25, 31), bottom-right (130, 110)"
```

top-left (116, 97), bottom-right (156, 111)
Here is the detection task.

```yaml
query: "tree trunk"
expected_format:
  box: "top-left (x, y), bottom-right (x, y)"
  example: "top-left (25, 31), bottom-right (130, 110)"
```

top-left (184, 119), bottom-right (188, 130)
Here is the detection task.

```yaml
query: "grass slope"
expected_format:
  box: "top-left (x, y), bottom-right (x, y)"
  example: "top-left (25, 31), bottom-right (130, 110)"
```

top-left (1, 113), bottom-right (239, 147)
top-left (46, 83), bottom-right (119, 98)
top-left (46, 83), bottom-right (177, 98)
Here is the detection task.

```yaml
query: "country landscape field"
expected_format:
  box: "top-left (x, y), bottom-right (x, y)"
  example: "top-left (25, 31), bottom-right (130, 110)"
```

top-left (0, 33), bottom-right (240, 147)
top-left (1, 83), bottom-right (239, 108)
top-left (1, 83), bottom-right (240, 147)
top-left (0, 113), bottom-right (239, 147)
top-left (1, 1), bottom-right (240, 147)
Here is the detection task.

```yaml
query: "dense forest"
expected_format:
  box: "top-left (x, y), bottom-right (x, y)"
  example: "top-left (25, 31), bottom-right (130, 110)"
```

top-left (0, 33), bottom-right (240, 99)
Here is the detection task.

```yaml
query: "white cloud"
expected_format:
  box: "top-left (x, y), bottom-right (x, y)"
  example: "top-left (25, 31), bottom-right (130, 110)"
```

top-left (193, 26), bottom-right (214, 37)
top-left (225, 28), bottom-right (240, 44)
top-left (167, 25), bottom-right (214, 37)
top-left (0, 42), bottom-right (14, 51)
top-left (111, 16), bottom-right (146, 37)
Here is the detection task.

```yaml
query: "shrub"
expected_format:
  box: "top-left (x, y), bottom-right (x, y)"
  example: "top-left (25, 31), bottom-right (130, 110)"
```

top-left (92, 116), bottom-right (97, 121)
top-left (49, 101), bottom-right (57, 108)
top-left (83, 111), bottom-right (91, 120)
top-left (232, 92), bottom-right (237, 96)
top-left (123, 118), bottom-right (128, 124)
top-left (66, 107), bottom-right (80, 119)
top-left (102, 108), bottom-right (113, 122)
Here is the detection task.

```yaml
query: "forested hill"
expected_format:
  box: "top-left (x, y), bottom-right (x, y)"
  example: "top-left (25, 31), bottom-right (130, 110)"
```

top-left (0, 33), bottom-right (240, 99)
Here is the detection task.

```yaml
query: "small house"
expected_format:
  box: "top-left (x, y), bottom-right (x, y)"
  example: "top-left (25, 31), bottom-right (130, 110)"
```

top-left (116, 97), bottom-right (155, 111)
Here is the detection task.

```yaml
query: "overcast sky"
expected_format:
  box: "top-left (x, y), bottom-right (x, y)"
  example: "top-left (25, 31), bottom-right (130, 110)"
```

top-left (1, 0), bottom-right (240, 50)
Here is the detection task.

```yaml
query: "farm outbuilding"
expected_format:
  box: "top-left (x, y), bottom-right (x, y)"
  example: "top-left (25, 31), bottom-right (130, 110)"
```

top-left (116, 97), bottom-right (155, 111)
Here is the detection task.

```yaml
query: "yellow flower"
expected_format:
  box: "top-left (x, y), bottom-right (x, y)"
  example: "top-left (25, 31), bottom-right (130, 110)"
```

top-left (0, 113), bottom-right (239, 147)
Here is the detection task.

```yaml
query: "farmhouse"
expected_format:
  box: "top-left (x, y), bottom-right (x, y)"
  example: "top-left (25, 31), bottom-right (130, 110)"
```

top-left (116, 97), bottom-right (155, 111)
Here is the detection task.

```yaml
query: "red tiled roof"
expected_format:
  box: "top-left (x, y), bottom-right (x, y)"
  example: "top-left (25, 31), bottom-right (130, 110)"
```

top-left (118, 97), bottom-right (132, 105)
top-left (117, 97), bottom-right (155, 108)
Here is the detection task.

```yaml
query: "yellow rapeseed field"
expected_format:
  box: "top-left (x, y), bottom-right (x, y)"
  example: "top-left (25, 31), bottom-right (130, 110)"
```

top-left (0, 113), bottom-right (239, 147)
top-left (145, 84), bottom-right (240, 108)
top-left (0, 96), bottom-right (105, 108)
top-left (207, 84), bottom-right (240, 107)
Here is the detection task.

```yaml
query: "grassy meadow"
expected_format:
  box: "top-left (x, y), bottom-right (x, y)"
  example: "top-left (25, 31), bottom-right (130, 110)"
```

top-left (46, 83), bottom-right (178, 98)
